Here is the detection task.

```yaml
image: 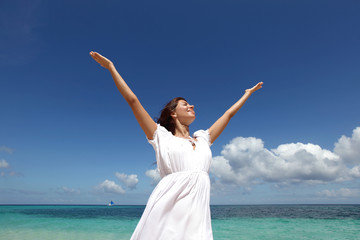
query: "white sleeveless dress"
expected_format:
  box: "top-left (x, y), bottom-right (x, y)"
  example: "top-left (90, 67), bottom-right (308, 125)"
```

top-left (130, 124), bottom-right (213, 240)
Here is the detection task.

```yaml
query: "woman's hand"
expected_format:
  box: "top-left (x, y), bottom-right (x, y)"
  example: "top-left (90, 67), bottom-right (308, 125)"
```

top-left (245, 82), bottom-right (263, 94)
top-left (89, 51), bottom-right (114, 69)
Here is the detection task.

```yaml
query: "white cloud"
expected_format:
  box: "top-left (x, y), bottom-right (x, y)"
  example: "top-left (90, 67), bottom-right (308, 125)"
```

top-left (95, 180), bottom-right (125, 194)
top-left (211, 127), bottom-right (360, 188)
top-left (334, 127), bottom-right (360, 164)
top-left (318, 188), bottom-right (360, 198)
top-left (0, 146), bottom-right (14, 154)
top-left (145, 168), bottom-right (161, 185)
top-left (115, 172), bottom-right (139, 189)
top-left (0, 160), bottom-right (21, 177)
top-left (9, 171), bottom-right (21, 177)
top-left (349, 166), bottom-right (360, 178)
top-left (0, 159), bottom-right (10, 168)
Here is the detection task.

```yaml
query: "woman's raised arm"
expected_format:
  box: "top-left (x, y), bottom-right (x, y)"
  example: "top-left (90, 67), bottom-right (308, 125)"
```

top-left (90, 51), bottom-right (157, 139)
top-left (208, 82), bottom-right (263, 144)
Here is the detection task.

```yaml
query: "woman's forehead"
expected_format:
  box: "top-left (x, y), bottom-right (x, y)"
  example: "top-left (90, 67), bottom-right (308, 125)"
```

top-left (178, 100), bottom-right (188, 104)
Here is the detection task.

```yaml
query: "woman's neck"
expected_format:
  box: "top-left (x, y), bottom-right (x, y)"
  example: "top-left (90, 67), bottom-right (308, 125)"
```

top-left (174, 122), bottom-right (190, 138)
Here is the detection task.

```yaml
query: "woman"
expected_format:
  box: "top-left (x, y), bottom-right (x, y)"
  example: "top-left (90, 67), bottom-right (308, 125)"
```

top-left (90, 51), bottom-right (263, 240)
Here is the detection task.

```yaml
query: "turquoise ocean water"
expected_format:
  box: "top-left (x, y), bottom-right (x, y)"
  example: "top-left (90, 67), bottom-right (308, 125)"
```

top-left (1, 205), bottom-right (359, 240)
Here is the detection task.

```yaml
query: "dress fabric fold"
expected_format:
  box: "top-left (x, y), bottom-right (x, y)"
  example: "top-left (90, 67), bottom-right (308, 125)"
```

top-left (130, 124), bottom-right (213, 240)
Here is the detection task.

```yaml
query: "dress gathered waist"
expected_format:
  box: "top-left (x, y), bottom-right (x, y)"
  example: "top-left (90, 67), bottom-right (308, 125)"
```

top-left (164, 170), bottom-right (209, 178)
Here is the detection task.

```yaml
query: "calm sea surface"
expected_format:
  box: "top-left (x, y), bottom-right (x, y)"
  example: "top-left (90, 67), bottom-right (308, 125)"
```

top-left (1, 205), bottom-right (359, 240)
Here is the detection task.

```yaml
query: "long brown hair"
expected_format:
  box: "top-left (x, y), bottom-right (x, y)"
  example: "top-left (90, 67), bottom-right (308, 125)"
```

top-left (156, 97), bottom-right (186, 135)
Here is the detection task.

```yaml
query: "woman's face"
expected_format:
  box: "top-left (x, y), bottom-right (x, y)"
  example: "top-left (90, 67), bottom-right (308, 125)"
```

top-left (173, 100), bottom-right (195, 126)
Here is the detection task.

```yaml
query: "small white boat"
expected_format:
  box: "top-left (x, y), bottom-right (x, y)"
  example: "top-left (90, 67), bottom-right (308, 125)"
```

top-left (108, 201), bottom-right (114, 206)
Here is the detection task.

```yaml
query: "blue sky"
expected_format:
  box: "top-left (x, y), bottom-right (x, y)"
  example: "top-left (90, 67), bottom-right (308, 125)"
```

top-left (1, 0), bottom-right (359, 205)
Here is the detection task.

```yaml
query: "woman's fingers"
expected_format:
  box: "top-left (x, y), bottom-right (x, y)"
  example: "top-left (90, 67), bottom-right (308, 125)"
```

top-left (90, 51), bottom-right (103, 63)
top-left (246, 82), bottom-right (263, 93)
top-left (90, 51), bottom-right (99, 61)
top-left (93, 52), bottom-right (107, 62)
top-left (254, 82), bottom-right (263, 91)
top-left (90, 51), bottom-right (102, 61)
top-left (89, 51), bottom-right (112, 69)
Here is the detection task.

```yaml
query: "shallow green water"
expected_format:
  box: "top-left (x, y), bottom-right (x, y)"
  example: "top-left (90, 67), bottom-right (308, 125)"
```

top-left (212, 217), bottom-right (360, 240)
top-left (1, 205), bottom-right (359, 240)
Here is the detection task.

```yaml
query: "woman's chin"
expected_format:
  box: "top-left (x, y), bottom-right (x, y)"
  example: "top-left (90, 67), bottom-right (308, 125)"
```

top-left (188, 116), bottom-right (196, 125)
